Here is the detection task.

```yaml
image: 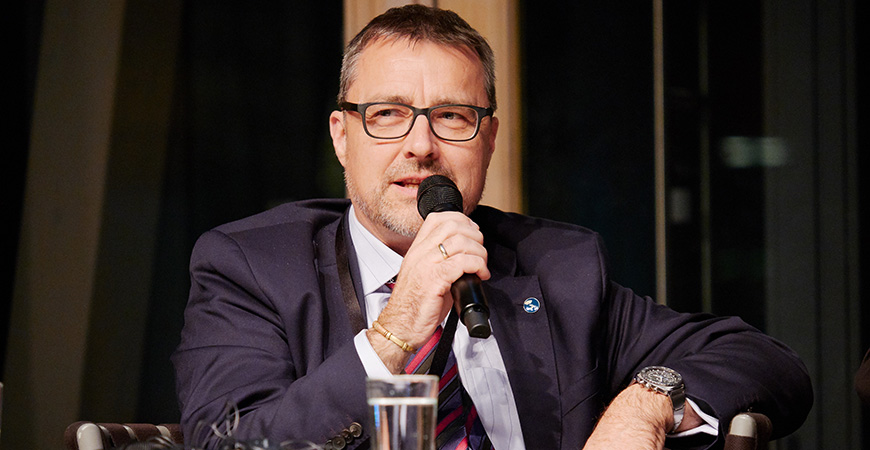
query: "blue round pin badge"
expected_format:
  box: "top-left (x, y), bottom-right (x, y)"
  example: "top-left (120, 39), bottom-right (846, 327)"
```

top-left (523, 297), bottom-right (540, 313)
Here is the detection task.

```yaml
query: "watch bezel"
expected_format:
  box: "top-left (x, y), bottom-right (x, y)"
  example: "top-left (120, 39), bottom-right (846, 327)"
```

top-left (637, 366), bottom-right (683, 392)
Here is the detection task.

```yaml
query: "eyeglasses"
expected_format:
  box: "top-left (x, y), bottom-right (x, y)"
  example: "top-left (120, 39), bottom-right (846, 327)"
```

top-left (339, 102), bottom-right (494, 142)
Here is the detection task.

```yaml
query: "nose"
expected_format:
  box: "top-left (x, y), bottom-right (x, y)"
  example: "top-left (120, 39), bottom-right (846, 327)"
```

top-left (403, 114), bottom-right (439, 160)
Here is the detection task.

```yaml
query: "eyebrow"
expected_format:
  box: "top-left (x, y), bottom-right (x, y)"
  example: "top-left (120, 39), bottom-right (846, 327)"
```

top-left (376, 95), bottom-right (478, 107)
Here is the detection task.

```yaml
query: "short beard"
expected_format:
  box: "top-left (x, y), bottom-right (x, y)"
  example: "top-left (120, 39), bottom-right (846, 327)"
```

top-left (347, 171), bottom-right (421, 238)
top-left (345, 160), bottom-right (479, 239)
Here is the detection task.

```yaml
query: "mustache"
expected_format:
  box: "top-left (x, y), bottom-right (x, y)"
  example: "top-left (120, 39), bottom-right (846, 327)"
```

top-left (383, 159), bottom-right (455, 182)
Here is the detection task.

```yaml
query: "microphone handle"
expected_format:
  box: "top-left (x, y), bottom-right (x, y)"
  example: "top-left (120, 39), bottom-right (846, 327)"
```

top-left (450, 273), bottom-right (492, 338)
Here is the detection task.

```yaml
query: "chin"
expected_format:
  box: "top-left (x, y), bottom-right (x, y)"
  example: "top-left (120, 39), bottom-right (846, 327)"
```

top-left (380, 213), bottom-right (423, 238)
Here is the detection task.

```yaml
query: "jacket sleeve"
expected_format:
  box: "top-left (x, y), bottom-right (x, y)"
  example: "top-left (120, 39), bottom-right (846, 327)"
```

top-left (172, 229), bottom-right (370, 449)
top-left (602, 279), bottom-right (813, 446)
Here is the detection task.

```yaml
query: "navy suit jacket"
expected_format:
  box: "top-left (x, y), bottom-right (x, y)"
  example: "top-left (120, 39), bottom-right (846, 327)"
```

top-left (173, 199), bottom-right (812, 449)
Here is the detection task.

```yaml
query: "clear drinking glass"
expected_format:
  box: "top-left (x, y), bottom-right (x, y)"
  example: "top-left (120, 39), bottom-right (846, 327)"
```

top-left (366, 375), bottom-right (438, 450)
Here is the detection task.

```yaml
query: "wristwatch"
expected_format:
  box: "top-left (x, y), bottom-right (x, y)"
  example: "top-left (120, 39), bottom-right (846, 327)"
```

top-left (634, 366), bottom-right (686, 433)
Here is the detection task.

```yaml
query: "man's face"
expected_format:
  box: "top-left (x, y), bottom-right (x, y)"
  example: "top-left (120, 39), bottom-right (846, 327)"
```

top-left (330, 38), bottom-right (498, 250)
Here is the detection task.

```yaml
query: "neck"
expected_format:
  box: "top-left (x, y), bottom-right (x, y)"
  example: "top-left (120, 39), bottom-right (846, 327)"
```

top-left (351, 207), bottom-right (415, 256)
top-left (379, 232), bottom-right (413, 257)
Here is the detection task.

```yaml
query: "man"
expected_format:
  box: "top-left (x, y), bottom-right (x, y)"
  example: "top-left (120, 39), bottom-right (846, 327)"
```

top-left (173, 5), bottom-right (812, 450)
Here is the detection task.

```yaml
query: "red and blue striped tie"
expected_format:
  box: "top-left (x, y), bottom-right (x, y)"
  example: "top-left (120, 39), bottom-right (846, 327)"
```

top-left (402, 314), bottom-right (493, 450)
top-left (386, 278), bottom-right (492, 450)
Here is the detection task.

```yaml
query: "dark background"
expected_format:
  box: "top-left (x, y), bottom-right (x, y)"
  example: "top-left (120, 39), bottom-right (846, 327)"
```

top-left (4, 1), bottom-right (867, 448)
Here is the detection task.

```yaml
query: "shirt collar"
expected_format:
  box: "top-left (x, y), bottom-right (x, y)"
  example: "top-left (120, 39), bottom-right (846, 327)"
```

top-left (347, 205), bottom-right (404, 296)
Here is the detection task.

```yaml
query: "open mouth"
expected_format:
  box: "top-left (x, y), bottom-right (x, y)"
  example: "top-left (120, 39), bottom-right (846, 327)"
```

top-left (394, 180), bottom-right (421, 189)
top-left (392, 177), bottom-right (427, 190)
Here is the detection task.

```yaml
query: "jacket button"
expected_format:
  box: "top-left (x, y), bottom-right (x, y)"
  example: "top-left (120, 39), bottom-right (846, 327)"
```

top-left (332, 435), bottom-right (346, 449)
top-left (348, 422), bottom-right (363, 438)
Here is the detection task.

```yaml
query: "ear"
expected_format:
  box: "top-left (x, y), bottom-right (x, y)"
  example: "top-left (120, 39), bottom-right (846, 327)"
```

top-left (329, 110), bottom-right (348, 167)
top-left (485, 116), bottom-right (499, 163)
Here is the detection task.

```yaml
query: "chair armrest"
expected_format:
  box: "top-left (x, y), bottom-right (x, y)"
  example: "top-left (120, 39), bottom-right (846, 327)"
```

top-left (723, 413), bottom-right (772, 450)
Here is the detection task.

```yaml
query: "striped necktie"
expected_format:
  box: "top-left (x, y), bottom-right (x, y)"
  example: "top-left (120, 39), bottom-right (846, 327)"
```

top-left (384, 278), bottom-right (492, 449)
top-left (402, 312), bottom-right (493, 450)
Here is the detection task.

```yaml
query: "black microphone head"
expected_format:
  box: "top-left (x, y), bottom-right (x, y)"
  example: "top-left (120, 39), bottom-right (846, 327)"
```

top-left (417, 175), bottom-right (463, 219)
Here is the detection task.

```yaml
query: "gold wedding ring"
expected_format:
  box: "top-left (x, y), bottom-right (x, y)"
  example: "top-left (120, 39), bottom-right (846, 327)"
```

top-left (439, 243), bottom-right (449, 259)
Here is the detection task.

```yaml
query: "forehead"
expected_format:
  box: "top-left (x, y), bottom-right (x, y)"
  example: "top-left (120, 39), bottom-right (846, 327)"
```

top-left (349, 38), bottom-right (487, 105)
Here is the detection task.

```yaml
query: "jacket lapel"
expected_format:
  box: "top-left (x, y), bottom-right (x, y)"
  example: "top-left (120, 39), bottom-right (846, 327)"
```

top-left (314, 212), bottom-right (366, 352)
top-left (484, 251), bottom-right (562, 449)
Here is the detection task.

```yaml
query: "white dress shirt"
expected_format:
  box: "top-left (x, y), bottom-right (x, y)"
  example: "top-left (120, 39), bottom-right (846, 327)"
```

top-left (346, 207), bottom-right (717, 449)
top-left (347, 207), bottom-right (525, 450)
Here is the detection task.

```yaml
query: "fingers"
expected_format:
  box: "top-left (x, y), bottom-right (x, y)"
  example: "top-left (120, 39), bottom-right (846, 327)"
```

top-left (376, 211), bottom-right (488, 346)
top-left (430, 239), bottom-right (491, 282)
top-left (414, 212), bottom-right (490, 280)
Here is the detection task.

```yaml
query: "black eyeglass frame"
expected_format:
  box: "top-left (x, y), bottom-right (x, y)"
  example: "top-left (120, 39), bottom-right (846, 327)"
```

top-left (339, 101), bottom-right (495, 142)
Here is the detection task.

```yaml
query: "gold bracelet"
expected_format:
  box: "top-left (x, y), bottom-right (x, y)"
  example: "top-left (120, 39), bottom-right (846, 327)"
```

top-left (371, 320), bottom-right (416, 353)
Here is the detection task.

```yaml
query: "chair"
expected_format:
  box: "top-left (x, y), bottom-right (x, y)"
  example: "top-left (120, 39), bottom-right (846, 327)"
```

top-left (63, 414), bottom-right (766, 450)
top-left (723, 412), bottom-right (772, 450)
top-left (64, 421), bottom-right (183, 450)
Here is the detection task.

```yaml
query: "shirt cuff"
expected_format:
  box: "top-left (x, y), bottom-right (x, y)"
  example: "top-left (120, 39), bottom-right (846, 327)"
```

top-left (669, 398), bottom-right (719, 437)
top-left (353, 329), bottom-right (395, 378)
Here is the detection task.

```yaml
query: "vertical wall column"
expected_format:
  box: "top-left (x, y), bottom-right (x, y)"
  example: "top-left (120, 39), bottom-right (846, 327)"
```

top-left (652, 0), bottom-right (666, 304)
top-left (763, 0), bottom-right (860, 447)
top-left (5, 1), bottom-right (179, 448)
top-left (4, 2), bottom-right (126, 449)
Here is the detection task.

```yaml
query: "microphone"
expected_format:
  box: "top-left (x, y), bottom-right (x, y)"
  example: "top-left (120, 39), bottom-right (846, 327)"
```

top-left (417, 175), bottom-right (492, 339)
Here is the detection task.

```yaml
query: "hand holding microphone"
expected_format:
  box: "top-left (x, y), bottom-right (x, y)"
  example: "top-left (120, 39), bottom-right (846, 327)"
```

top-left (417, 175), bottom-right (492, 339)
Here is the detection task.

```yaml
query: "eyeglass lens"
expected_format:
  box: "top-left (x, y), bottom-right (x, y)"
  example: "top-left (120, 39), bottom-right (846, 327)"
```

top-left (363, 104), bottom-right (480, 140)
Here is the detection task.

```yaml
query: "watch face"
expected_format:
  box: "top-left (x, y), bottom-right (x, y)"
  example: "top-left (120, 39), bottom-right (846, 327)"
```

top-left (643, 367), bottom-right (682, 387)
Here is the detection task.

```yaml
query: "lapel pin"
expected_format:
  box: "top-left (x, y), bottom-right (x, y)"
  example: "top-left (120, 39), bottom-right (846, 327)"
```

top-left (523, 297), bottom-right (541, 313)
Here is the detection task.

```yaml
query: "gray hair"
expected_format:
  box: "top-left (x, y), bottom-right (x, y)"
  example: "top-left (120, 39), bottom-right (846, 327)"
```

top-left (338, 4), bottom-right (497, 111)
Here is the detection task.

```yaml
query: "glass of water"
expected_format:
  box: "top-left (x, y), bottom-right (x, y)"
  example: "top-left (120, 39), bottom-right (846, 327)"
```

top-left (366, 375), bottom-right (438, 450)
